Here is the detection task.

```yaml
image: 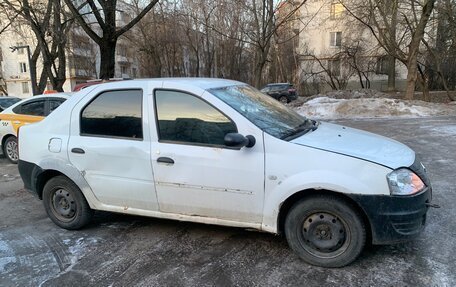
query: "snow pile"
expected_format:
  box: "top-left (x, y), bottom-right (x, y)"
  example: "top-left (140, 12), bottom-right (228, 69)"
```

top-left (293, 96), bottom-right (456, 119)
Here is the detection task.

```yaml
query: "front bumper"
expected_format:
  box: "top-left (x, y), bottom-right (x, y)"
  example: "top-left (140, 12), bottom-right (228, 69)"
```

top-left (289, 93), bottom-right (298, 101)
top-left (349, 187), bottom-right (432, 244)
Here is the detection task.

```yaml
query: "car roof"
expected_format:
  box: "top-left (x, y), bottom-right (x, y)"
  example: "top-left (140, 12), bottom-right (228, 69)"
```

top-left (266, 83), bottom-right (292, 86)
top-left (79, 78), bottom-right (246, 91)
top-left (159, 78), bottom-right (244, 90)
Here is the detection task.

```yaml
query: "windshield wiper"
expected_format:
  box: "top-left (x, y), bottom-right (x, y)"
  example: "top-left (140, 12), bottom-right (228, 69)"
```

top-left (281, 119), bottom-right (318, 141)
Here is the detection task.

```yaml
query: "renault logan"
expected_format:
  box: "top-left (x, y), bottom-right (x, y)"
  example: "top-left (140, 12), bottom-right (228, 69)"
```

top-left (17, 78), bottom-right (432, 267)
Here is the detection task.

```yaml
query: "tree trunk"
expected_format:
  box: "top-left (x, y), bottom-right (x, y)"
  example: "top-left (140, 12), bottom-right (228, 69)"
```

top-left (404, 0), bottom-right (436, 100)
top-left (99, 40), bottom-right (117, 79)
top-left (405, 55), bottom-right (418, 100)
top-left (254, 60), bottom-right (266, 88)
top-left (387, 55), bottom-right (396, 91)
top-left (387, 0), bottom-right (398, 91)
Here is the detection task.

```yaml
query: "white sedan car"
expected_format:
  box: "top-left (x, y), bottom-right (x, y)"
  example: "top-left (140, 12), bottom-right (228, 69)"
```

top-left (17, 79), bottom-right (432, 267)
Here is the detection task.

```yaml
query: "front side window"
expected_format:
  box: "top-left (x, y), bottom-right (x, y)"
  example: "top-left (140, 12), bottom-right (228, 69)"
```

top-left (80, 90), bottom-right (143, 139)
top-left (16, 100), bottom-right (45, 116)
top-left (155, 90), bottom-right (237, 146)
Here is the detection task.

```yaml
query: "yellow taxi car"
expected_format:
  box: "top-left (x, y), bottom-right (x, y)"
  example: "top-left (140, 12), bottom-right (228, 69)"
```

top-left (0, 93), bottom-right (71, 163)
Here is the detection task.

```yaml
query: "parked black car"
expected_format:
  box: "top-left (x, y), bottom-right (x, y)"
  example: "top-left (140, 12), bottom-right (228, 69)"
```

top-left (260, 83), bottom-right (297, 103)
top-left (0, 97), bottom-right (21, 112)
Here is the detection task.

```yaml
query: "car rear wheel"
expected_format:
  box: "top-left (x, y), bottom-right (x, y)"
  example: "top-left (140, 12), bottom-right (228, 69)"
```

top-left (284, 195), bottom-right (366, 267)
top-left (43, 176), bottom-right (93, 230)
top-left (3, 136), bottom-right (18, 164)
top-left (279, 96), bottom-right (288, 104)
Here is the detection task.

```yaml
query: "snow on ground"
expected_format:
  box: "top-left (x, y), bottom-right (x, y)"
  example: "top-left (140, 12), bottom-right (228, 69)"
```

top-left (291, 90), bottom-right (456, 119)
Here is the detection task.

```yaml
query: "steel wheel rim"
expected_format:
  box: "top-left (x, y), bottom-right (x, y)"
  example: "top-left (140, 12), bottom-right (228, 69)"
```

top-left (6, 140), bottom-right (18, 161)
top-left (300, 212), bottom-right (350, 259)
top-left (50, 188), bottom-right (77, 222)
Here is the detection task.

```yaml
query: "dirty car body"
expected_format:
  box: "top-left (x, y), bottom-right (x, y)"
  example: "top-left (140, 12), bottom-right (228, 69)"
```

top-left (17, 78), bottom-right (432, 267)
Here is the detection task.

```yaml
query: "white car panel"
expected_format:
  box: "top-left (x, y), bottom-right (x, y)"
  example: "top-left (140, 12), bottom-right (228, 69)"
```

top-left (291, 122), bottom-right (415, 169)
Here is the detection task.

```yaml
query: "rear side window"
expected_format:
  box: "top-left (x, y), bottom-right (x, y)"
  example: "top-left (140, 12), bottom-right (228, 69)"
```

top-left (14, 100), bottom-right (46, 116)
top-left (80, 90), bottom-right (143, 139)
top-left (49, 99), bottom-right (65, 114)
top-left (155, 90), bottom-right (237, 146)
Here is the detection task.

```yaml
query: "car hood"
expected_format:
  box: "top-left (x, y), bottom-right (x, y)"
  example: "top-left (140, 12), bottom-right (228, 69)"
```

top-left (291, 122), bottom-right (415, 169)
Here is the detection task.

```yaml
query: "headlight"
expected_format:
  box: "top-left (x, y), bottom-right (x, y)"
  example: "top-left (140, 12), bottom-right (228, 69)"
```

top-left (387, 168), bottom-right (425, 196)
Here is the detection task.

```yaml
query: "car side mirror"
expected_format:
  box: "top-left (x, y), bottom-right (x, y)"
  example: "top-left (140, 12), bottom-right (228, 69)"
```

top-left (224, 133), bottom-right (256, 148)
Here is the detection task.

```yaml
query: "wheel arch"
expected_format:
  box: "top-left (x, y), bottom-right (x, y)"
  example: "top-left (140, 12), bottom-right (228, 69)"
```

top-left (1, 133), bottom-right (16, 149)
top-left (35, 169), bottom-right (67, 199)
top-left (277, 189), bottom-right (372, 243)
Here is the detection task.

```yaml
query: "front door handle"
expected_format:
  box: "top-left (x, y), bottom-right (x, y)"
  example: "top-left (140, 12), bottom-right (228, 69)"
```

top-left (157, 157), bottom-right (174, 164)
top-left (71, 148), bottom-right (85, 154)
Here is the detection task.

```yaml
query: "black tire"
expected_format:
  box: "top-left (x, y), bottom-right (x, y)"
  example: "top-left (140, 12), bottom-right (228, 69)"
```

top-left (43, 176), bottom-right (93, 230)
top-left (284, 195), bottom-right (366, 267)
top-left (3, 136), bottom-right (18, 164)
top-left (279, 96), bottom-right (288, 104)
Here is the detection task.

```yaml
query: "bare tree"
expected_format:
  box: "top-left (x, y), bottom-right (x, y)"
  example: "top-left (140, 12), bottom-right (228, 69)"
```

top-left (343, 0), bottom-right (436, 100)
top-left (3, 0), bottom-right (71, 93)
top-left (63, 0), bottom-right (159, 79)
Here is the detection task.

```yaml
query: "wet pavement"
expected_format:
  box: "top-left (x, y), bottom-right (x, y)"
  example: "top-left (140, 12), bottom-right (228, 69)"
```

top-left (0, 116), bottom-right (455, 286)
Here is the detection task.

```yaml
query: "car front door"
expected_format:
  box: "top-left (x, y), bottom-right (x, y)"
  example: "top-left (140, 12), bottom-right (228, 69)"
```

top-left (150, 87), bottom-right (265, 224)
top-left (68, 84), bottom-right (159, 211)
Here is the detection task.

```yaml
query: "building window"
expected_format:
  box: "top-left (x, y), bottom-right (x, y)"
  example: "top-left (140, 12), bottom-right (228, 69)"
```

top-left (117, 45), bottom-right (127, 57)
top-left (330, 3), bottom-right (344, 19)
top-left (21, 82), bottom-right (30, 94)
top-left (330, 32), bottom-right (342, 47)
top-left (328, 59), bottom-right (341, 77)
top-left (376, 55), bottom-right (390, 75)
top-left (17, 42), bottom-right (25, 54)
top-left (19, 62), bottom-right (27, 73)
top-left (120, 65), bottom-right (128, 75)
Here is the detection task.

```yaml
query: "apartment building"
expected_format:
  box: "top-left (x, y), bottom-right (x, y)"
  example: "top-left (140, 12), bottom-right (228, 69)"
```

top-left (280, 0), bottom-right (417, 94)
top-left (0, 8), bottom-right (140, 98)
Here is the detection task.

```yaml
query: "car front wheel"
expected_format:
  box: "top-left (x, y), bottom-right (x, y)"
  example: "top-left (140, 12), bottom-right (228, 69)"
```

top-left (284, 195), bottom-right (366, 267)
top-left (43, 176), bottom-right (93, 230)
top-left (3, 136), bottom-right (18, 164)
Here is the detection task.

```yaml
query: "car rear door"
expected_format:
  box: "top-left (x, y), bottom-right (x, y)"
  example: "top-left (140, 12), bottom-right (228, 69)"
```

top-left (67, 82), bottom-right (159, 211)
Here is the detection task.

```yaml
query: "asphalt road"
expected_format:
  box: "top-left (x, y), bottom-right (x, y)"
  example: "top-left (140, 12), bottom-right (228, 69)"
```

top-left (1, 116), bottom-right (455, 287)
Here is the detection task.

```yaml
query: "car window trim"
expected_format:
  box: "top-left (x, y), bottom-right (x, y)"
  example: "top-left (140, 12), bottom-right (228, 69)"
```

top-left (153, 88), bottom-right (239, 149)
top-left (79, 88), bottom-right (144, 141)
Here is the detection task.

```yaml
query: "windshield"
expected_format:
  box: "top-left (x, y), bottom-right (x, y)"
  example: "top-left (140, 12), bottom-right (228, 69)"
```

top-left (210, 85), bottom-right (315, 140)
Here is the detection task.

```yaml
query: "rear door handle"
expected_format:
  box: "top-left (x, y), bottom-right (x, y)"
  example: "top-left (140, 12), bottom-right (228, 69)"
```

top-left (71, 148), bottom-right (85, 154)
top-left (157, 157), bottom-right (174, 164)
